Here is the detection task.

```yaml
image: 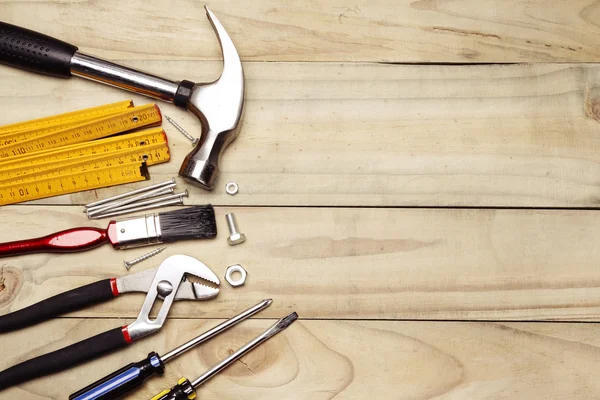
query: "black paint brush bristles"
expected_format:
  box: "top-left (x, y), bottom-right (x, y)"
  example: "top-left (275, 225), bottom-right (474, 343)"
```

top-left (158, 205), bottom-right (217, 242)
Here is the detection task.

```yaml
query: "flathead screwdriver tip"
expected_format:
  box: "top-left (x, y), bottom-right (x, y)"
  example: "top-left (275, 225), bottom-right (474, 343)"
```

top-left (263, 312), bottom-right (298, 340)
top-left (277, 312), bottom-right (298, 330)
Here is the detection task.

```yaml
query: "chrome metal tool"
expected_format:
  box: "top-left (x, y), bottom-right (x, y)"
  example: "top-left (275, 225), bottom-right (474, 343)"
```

top-left (0, 6), bottom-right (245, 190)
top-left (70, 299), bottom-right (272, 400)
top-left (151, 312), bottom-right (299, 400)
top-left (0, 255), bottom-right (220, 390)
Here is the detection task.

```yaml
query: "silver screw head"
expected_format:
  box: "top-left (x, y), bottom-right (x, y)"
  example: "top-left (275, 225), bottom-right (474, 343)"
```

top-left (124, 260), bottom-right (133, 270)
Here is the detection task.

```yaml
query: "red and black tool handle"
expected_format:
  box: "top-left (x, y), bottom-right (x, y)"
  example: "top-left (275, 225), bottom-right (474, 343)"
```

top-left (0, 326), bottom-right (133, 390)
top-left (0, 278), bottom-right (119, 333)
top-left (0, 226), bottom-right (113, 258)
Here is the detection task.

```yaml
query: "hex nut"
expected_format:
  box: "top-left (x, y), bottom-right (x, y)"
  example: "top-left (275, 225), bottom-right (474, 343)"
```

top-left (225, 264), bottom-right (247, 287)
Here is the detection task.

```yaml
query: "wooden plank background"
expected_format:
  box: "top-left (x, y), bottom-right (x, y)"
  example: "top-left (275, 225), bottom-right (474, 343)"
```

top-left (1, 0), bottom-right (600, 398)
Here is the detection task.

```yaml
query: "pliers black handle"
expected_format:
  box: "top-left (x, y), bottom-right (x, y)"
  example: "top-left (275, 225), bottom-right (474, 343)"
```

top-left (0, 278), bottom-right (119, 333)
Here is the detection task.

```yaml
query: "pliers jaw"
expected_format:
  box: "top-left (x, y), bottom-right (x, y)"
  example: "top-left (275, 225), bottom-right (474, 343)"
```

top-left (0, 256), bottom-right (220, 388)
top-left (116, 255), bottom-right (220, 301)
top-left (125, 255), bottom-right (220, 341)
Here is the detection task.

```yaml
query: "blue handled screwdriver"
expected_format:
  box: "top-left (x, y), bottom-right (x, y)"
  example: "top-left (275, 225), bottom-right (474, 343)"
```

top-left (70, 299), bottom-right (273, 400)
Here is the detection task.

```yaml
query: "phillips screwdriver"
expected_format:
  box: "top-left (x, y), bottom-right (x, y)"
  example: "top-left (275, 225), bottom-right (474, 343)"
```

top-left (151, 311), bottom-right (298, 400)
top-left (70, 299), bottom-right (273, 400)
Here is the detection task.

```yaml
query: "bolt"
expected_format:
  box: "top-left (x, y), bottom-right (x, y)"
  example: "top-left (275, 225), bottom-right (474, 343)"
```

top-left (123, 247), bottom-right (166, 270)
top-left (164, 115), bottom-right (199, 146)
top-left (225, 213), bottom-right (246, 246)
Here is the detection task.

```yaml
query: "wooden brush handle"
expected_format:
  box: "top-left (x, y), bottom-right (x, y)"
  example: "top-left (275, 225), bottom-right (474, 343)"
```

top-left (0, 227), bottom-right (109, 257)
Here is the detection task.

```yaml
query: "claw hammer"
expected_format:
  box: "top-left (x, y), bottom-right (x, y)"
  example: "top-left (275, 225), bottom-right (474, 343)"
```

top-left (0, 6), bottom-right (245, 190)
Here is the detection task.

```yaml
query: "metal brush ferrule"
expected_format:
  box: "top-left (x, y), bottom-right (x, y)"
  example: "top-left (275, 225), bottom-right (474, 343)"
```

top-left (114, 214), bottom-right (162, 249)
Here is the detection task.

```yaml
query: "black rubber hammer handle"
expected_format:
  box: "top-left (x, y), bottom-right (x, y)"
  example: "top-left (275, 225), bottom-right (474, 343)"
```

top-left (0, 21), bottom-right (78, 78)
top-left (0, 20), bottom-right (191, 104)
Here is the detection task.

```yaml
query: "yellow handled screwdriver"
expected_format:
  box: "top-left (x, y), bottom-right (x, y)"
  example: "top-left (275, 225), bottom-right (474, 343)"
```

top-left (151, 312), bottom-right (298, 400)
top-left (69, 300), bottom-right (274, 400)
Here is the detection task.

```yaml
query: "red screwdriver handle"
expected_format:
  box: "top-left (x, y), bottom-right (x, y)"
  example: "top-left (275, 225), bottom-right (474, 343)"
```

top-left (0, 227), bottom-right (110, 257)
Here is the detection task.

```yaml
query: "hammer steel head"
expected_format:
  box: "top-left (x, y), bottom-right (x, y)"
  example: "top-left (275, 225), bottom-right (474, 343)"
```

top-left (179, 6), bottom-right (245, 190)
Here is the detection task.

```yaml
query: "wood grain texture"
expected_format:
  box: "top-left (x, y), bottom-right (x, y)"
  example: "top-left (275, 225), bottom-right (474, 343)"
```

top-left (1, 0), bottom-right (600, 63)
top-left (2, 62), bottom-right (600, 207)
top-left (2, 206), bottom-right (600, 321)
top-left (1, 318), bottom-right (599, 399)
top-left (1, 1), bottom-right (599, 398)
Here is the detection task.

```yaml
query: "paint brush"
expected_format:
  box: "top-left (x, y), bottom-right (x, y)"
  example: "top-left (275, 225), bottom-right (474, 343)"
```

top-left (0, 206), bottom-right (216, 257)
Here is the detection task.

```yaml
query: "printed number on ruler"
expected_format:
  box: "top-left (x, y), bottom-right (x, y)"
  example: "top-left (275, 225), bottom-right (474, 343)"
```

top-left (0, 104), bottom-right (162, 158)
top-left (0, 163), bottom-right (150, 206)
top-left (0, 100), bottom-right (134, 136)
top-left (0, 143), bottom-right (169, 185)
top-left (0, 129), bottom-right (169, 185)
top-left (0, 128), bottom-right (168, 171)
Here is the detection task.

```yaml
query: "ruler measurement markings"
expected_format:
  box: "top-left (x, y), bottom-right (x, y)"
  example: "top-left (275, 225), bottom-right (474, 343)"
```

top-left (1, 147), bottom-right (169, 184)
top-left (0, 163), bottom-right (150, 206)
top-left (0, 129), bottom-right (167, 170)
top-left (0, 104), bottom-right (159, 146)
top-left (0, 100), bottom-right (134, 135)
top-left (0, 143), bottom-right (169, 184)
top-left (0, 105), bottom-right (162, 159)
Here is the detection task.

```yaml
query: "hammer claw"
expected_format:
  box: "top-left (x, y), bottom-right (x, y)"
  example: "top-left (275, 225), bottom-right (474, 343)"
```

top-left (180, 6), bottom-right (245, 190)
top-left (0, 6), bottom-right (245, 191)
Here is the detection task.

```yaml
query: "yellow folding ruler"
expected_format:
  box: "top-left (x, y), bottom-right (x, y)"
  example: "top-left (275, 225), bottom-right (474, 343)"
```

top-left (0, 101), bottom-right (169, 205)
top-left (0, 162), bottom-right (150, 206)
top-left (0, 103), bottom-right (162, 158)
top-left (0, 128), bottom-right (169, 185)
top-left (0, 100), bottom-right (133, 135)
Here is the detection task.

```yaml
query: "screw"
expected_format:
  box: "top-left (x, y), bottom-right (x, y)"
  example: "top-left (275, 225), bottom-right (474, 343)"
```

top-left (124, 247), bottom-right (166, 270)
top-left (164, 115), bottom-right (199, 146)
top-left (225, 213), bottom-right (246, 246)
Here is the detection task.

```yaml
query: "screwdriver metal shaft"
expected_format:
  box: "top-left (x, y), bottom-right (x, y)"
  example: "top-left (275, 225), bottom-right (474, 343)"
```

top-left (192, 311), bottom-right (298, 387)
top-left (70, 299), bottom-right (273, 400)
top-left (150, 312), bottom-right (298, 400)
top-left (162, 299), bottom-right (273, 362)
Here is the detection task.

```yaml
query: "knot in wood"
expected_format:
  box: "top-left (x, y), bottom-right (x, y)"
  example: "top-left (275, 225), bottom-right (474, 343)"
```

top-left (0, 266), bottom-right (22, 307)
